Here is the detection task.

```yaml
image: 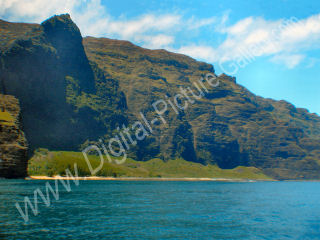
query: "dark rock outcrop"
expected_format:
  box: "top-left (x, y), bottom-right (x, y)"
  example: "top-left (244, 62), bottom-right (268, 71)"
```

top-left (0, 14), bottom-right (127, 156)
top-left (0, 95), bottom-right (28, 178)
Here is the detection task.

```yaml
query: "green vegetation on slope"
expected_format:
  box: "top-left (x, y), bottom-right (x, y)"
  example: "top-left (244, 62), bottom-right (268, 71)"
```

top-left (28, 150), bottom-right (272, 180)
top-left (0, 111), bottom-right (15, 126)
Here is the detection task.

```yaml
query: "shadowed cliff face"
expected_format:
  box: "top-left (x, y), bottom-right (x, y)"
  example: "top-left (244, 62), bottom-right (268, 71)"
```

top-left (0, 14), bottom-right (320, 179)
top-left (0, 14), bottom-right (127, 156)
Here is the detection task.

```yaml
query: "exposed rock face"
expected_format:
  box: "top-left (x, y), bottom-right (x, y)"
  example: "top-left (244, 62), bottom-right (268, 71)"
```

top-left (83, 37), bottom-right (320, 180)
top-left (0, 14), bottom-right (320, 179)
top-left (0, 14), bottom-right (127, 154)
top-left (0, 95), bottom-right (28, 178)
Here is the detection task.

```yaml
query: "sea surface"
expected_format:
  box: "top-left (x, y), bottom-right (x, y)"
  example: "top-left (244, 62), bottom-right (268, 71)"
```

top-left (1, 180), bottom-right (320, 240)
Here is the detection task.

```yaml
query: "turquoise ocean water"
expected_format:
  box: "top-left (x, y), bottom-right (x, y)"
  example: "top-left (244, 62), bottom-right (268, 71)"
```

top-left (1, 180), bottom-right (320, 239)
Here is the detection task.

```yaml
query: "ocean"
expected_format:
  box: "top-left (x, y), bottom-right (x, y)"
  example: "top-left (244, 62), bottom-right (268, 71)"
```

top-left (1, 180), bottom-right (320, 239)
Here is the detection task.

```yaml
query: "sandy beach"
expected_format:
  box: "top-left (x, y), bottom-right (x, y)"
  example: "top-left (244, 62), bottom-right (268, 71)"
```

top-left (27, 176), bottom-right (274, 182)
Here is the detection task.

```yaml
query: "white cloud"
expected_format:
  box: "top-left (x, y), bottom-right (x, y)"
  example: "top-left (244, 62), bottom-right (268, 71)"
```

top-left (106, 14), bottom-right (181, 39)
top-left (281, 15), bottom-right (320, 41)
top-left (175, 45), bottom-right (216, 62)
top-left (244, 29), bottom-right (270, 44)
top-left (270, 54), bottom-right (305, 68)
top-left (176, 14), bottom-right (320, 69)
top-left (140, 34), bottom-right (174, 49)
top-left (227, 17), bottom-right (253, 34)
top-left (186, 16), bottom-right (216, 29)
top-left (0, 0), bottom-right (78, 22)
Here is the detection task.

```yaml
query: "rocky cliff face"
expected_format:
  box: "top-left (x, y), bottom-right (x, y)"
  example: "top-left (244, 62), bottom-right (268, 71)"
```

top-left (0, 14), bottom-right (320, 179)
top-left (0, 14), bottom-right (127, 154)
top-left (83, 37), bottom-right (320, 180)
top-left (0, 95), bottom-right (28, 178)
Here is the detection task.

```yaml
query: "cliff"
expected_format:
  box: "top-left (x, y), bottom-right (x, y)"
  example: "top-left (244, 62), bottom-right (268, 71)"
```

top-left (83, 37), bottom-right (320, 180)
top-left (0, 94), bottom-right (28, 178)
top-left (0, 14), bottom-right (320, 179)
top-left (0, 14), bottom-right (127, 154)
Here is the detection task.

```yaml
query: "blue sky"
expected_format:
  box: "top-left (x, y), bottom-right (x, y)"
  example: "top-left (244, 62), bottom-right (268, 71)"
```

top-left (1, 0), bottom-right (319, 114)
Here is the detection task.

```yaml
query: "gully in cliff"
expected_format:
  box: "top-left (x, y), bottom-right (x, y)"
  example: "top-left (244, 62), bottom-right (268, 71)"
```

top-left (83, 73), bottom-right (220, 174)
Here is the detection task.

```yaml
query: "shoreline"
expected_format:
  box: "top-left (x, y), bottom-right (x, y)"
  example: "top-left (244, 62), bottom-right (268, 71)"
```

top-left (27, 176), bottom-right (276, 182)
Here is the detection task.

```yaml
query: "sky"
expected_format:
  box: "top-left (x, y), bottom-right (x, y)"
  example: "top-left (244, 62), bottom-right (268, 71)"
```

top-left (0, 0), bottom-right (319, 114)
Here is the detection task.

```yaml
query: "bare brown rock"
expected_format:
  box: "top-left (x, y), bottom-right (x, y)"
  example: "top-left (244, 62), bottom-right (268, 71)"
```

top-left (0, 94), bottom-right (28, 178)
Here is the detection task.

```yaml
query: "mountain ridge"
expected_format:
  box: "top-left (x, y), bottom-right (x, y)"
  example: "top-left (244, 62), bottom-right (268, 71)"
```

top-left (0, 14), bottom-right (319, 179)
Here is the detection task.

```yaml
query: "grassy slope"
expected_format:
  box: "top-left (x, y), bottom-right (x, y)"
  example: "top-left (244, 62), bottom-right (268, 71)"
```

top-left (28, 150), bottom-right (273, 180)
top-left (0, 111), bottom-right (15, 126)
